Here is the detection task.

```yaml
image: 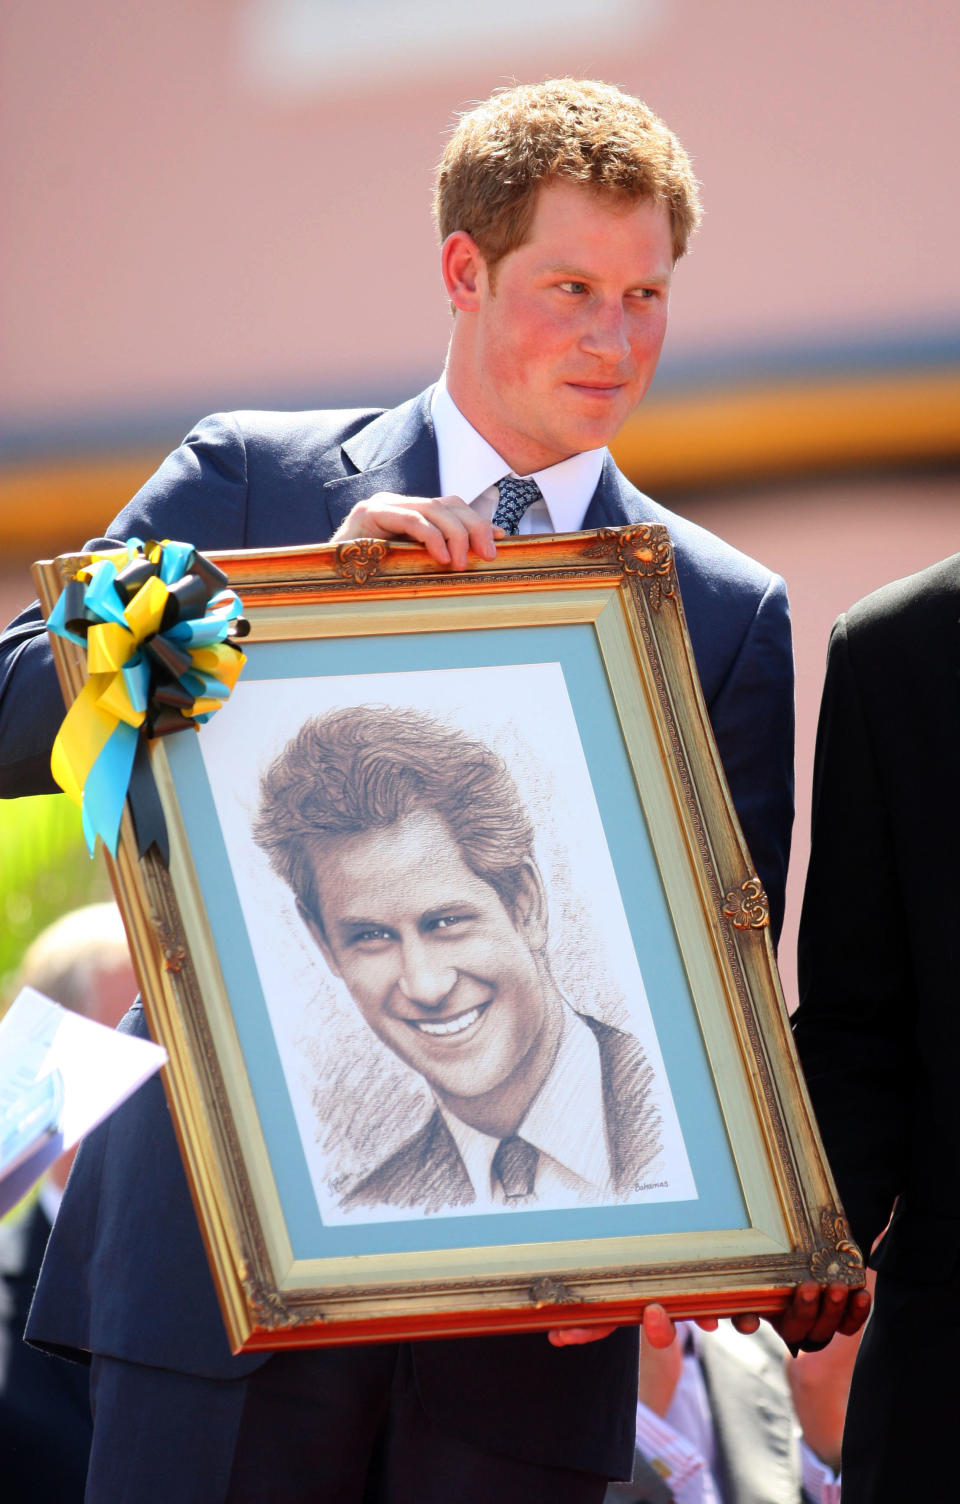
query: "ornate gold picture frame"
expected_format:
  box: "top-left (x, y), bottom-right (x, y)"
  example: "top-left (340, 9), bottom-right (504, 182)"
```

top-left (33, 526), bottom-right (863, 1353)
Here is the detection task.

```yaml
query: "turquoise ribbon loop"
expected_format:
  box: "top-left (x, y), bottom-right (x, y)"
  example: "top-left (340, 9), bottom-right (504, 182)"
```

top-left (121, 655), bottom-right (151, 714)
top-left (83, 559), bottom-right (129, 628)
top-left (159, 540), bottom-right (196, 584)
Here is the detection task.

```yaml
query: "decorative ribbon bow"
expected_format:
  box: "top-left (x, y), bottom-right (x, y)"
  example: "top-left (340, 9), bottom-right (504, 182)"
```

top-left (46, 537), bottom-right (249, 857)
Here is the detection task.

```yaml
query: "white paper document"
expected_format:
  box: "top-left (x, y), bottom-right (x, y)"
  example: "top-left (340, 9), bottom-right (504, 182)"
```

top-left (0, 985), bottom-right (167, 1214)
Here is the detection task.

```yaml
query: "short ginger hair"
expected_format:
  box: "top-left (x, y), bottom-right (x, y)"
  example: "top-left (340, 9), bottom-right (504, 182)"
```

top-left (253, 706), bottom-right (537, 936)
top-left (434, 78), bottom-right (701, 272)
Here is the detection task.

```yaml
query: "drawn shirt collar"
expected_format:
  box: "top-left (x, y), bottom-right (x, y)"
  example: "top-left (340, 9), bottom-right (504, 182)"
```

top-left (430, 375), bottom-right (606, 535)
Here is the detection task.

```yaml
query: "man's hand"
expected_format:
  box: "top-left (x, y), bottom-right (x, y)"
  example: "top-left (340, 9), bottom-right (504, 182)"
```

top-left (639, 1282), bottom-right (870, 1350)
top-left (332, 492), bottom-right (503, 570)
top-left (547, 1307), bottom-right (718, 1350)
top-left (768, 1279), bottom-right (872, 1348)
top-left (546, 1280), bottom-right (871, 1351)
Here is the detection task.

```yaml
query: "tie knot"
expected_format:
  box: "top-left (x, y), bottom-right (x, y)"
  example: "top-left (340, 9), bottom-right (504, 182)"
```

top-left (492, 475), bottom-right (543, 535)
top-left (492, 1135), bottom-right (539, 1199)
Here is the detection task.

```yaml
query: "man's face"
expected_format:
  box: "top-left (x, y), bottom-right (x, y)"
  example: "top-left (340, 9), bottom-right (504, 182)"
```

top-left (449, 179), bottom-right (675, 474)
top-left (305, 810), bottom-right (556, 1109)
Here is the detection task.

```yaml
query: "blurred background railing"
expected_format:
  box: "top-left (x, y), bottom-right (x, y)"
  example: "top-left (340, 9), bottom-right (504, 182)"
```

top-left (3, 0), bottom-right (958, 1003)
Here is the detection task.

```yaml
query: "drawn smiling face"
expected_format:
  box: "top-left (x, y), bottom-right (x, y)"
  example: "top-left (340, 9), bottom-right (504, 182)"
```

top-left (305, 809), bottom-right (562, 1121)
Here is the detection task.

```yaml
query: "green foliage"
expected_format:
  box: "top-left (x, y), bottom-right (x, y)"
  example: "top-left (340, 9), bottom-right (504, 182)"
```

top-left (0, 794), bottom-right (111, 1004)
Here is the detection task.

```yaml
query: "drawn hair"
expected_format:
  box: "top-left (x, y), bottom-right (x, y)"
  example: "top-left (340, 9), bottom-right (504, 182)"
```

top-left (434, 77), bottom-right (701, 274)
top-left (253, 705), bottom-right (536, 934)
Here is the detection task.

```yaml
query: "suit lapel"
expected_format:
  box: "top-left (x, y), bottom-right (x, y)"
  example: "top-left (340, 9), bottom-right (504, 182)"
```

top-left (322, 388), bottom-right (441, 530)
top-left (584, 1014), bottom-right (660, 1195)
top-left (581, 453), bottom-right (657, 530)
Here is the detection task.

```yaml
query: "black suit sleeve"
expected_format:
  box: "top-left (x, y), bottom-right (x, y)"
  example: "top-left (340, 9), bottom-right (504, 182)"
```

top-left (793, 616), bottom-right (911, 1257)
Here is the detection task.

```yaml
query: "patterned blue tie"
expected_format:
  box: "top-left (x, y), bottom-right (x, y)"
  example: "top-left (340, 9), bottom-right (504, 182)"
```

top-left (491, 475), bottom-right (543, 535)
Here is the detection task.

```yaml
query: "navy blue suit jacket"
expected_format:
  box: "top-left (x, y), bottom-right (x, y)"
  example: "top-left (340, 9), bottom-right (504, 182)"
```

top-left (0, 1202), bottom-right (91, 1501)
top-left (0, 390), bottom-right (793, 1479)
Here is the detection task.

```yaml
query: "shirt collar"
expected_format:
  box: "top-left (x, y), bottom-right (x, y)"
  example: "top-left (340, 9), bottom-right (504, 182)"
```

top-left (520, 1011), bottom-right (610, 1187)
top-left (430, 375), bottom-right (606, 534)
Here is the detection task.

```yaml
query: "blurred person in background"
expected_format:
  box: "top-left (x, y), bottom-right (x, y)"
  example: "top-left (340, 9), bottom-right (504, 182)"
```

top-left (0, 902), bottom-right (135, 1503)
top-left (605, 1289), bottom-right (873, 1503)
top-left (0, 78), bottom-right (865, 1503)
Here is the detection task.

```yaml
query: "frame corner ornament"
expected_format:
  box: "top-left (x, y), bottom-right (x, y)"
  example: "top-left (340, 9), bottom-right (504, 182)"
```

top-left (335, 538), bottom-right (389, 584)
top-left (583, 524), bottom-right (675, 610)
top-left (808, 1210), bottom-right (866, 1285)
top-left (239, 1263), bottom-right (301, 1330)
top-left (722, 875), bottom-right (770, 931)
top-left (529, 1276), bottom-right (579, 1308)
top-left (147, 908), bottom-right (187, 973)
top-left (55, 554), bottom-right (81, 588)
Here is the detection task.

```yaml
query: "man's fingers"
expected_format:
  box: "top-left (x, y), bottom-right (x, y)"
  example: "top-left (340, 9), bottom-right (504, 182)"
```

top-left (547, 1324), bottom-right (617, 1347)
top-left (420, 503), bottom-right (473, 570)
top-left (771, 1280), bottom-right (870, 1348)
top-left (421, 496), bottom-right (497, 565)
top-left (836, 1287), bottom-right (872, 1336)
top-left (641, 1303), bottom-right (679, 1349)
top-left (333, 499), bottom-right (451, 562)
top-left (803, 1283), bottom-right (851, 1347)
top-left (333, 492), bottom-right (499, 566)
top-left (462, 510), bottom-right (499, 561)
top-left (731, 1313), bottom-right (761, 1335)
top-left (773, 1282), bottom-right (822, 1347)
top-left (551, 1288), bottom-right (869, 1356)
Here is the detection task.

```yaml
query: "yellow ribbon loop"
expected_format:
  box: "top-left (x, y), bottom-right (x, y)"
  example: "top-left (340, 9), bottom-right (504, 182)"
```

top-left (189, 641), bottom-right (246, 692)
top-left (124, 574), bottom-right (169, 640)
top-left (95, 671), bottom-right (147, 730)
top-left (86, 621), bottom-right (136, 675)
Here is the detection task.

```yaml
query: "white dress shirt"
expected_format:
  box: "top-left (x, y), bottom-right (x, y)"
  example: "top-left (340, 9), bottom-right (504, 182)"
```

top-left (439, 1010), bottom-right (612, 1210)
top-left (430, 375), bottom-right (606, 534)
top-left (634, 1324), bottom-right (722, 1503)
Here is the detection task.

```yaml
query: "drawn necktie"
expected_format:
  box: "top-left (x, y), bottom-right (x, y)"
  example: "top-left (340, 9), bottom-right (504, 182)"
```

top-left (491, 475), bottom-right (544, 535)
top-left (492, 1135), bottom-right (540, 1199)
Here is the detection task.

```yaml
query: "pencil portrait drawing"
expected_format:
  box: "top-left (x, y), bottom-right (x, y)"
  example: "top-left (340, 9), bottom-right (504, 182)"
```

top-left (247, 696), bottom-right (689, 1222)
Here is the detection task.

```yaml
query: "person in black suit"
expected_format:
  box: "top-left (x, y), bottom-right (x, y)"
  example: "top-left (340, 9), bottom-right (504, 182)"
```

top-left (0, 77), bottom-right (864, 1504)
top-left (793, 553), bottom-right (960, 1501)
top-left (252, 704), bottom-right (663, 1216)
